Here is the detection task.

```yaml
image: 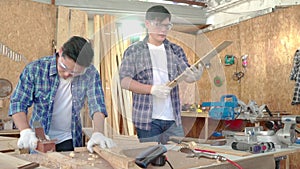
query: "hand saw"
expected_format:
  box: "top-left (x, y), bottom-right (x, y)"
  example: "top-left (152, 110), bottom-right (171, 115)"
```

top-left (167, 40), bottom-right (233, 88)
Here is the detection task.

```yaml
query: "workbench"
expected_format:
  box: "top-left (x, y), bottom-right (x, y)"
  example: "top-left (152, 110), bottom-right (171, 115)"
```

top-left (1, 135), bottom-right (300, 169)
top-left (181, 111), bottom-right (212, 140)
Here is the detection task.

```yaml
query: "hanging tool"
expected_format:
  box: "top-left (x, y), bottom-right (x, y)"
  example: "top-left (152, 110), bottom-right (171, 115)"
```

top-left (225, 55), bottom-right (235, 65)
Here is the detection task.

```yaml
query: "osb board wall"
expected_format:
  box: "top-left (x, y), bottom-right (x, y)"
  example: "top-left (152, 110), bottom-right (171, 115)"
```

top-left (56, 6), bottom-right (88, 49)
top-left (200, 6), bottom-right (300, 169)
top-left (200, 5), bottom-right (300, 113)
top-left (196, 26), bottom-right (241, 102)
top-left (0, 0), bottom-right (56, 119)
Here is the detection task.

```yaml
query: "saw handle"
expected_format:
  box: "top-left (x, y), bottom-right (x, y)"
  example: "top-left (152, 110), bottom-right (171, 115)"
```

top-left (135, 145), bottom-right (167, 168)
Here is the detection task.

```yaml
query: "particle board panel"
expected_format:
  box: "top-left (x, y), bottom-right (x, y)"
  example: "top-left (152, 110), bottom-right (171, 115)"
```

top-left (197, 27), bottom-right (240, 103)
top-left (200, 5), bottom-right (300, 169)
top-left (70, 9), bottom-right (88, 38)
top-left (0, 0), bottom-right (56, 119)
top-left (200, 5), bottom-right (300, 113)
top-left (56, 6), bottom-right (70, 50)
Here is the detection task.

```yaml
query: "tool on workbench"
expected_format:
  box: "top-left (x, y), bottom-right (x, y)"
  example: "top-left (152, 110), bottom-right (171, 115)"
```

top-left (202, 94), bottom-right (240, 120)
top-left (180, 147), bottom-right (244, 169)
top-left (33, 121), bottom-right (56, 153)
top-left (167, 40), bottom-right (233, 88)
top-left (180, 147), bottom-right (226, 161)
top-left (202, 95), bottom-right (300, 149)
top-left (135, 144), bottom-right (167, 168)
top-left (231, 141), bottom-right (275, 154)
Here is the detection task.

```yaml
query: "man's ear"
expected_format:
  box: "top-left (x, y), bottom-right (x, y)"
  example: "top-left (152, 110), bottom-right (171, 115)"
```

top-left (145, 20), bottom-right (151, 28)
top-left (58, 48), bottom-right (63, 56)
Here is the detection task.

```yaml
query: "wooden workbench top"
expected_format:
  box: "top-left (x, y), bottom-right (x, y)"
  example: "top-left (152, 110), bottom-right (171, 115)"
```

top-left (1, 134), bottom-right (299, 169)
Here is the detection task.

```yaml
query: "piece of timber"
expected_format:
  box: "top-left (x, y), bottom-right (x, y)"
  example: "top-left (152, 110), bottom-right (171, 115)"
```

top-left (93, 146), bottom-right (140, 169)
top-left (0, 136), bottom-right (18, 152)
top-left (17, 162), bottom-right (40, 169)
top-left (167, 40), bottom-right (233, 88)
top-left (0, 152), bottom-right (44, 169)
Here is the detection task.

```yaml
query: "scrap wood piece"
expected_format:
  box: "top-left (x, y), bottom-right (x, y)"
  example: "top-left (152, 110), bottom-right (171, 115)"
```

top-left (17, 162), bottom-right (39, 169)
top-left (0, 152), bottom-right (39, 169)
top-left (93, 146), bottom-right (140, 169)
top-left (0, 136), bottom-right (18, 152)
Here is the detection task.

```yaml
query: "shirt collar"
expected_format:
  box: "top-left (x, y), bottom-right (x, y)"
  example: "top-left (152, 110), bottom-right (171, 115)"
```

top-left (142, 35), bottom-right (170, 46)
top-left (49, 53), bottom-right (58, 76)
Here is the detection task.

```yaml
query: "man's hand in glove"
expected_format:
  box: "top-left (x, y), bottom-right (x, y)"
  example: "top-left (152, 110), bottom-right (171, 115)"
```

top-left (150, 85), bottom-right (172, 99)
top-left (17, 128), bottom-right (38, 150)
top-left (87, 132), bottom-right (116, 153)
top-left (183, 63), bottom-right (204, 83)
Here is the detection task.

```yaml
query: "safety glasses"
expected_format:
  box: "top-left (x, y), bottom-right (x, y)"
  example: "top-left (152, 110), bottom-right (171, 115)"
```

top-left (150, 21), bottom-right (173, 30)
top-left (58, 59), bottom-right (86, 76)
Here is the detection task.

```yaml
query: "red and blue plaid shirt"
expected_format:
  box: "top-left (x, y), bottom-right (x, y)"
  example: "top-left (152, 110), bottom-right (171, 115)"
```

top-left (119, 36), bottom-right (190, 130)
top-left (9, 54), bottom-right (107, 147)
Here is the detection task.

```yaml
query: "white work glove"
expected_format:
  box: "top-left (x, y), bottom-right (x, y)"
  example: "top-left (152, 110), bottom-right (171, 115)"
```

top-left (150, 85), bottom-right (172, 99)
top-left (17, 128), bottom-right (38, 150)
top-left (183, 63), bottom-right (204, 83)
top-left (87, 132), bottom-right (116, 153)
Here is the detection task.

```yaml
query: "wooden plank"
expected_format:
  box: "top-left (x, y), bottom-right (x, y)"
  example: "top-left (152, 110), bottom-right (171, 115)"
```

top-left (93, 146), bottom-right (139, 169)
top-left (0, 136), bottom-right (18, 152)
top-left (167, 40), bottom-right (233, 88)
top-left (0, 153), bottom-right (46, 169)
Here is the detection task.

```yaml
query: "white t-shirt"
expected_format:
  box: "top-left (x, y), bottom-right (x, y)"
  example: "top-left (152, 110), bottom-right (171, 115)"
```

top-left (48, 77), bottom-right (73, 144)
top-left (148, 43), bottom-right (174, 121)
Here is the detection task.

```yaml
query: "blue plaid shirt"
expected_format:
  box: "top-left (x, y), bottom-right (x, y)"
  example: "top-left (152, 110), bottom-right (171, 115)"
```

top-left (119, 36), bottom-right (190, 130)
top-left (9, 54), bottom-right (107, 147)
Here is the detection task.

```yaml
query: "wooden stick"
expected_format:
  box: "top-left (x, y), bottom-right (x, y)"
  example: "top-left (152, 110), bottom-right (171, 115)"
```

top-left (167, 40), bottom-right (233, 88)
top-left (93, 146), bottom-right (140, 169)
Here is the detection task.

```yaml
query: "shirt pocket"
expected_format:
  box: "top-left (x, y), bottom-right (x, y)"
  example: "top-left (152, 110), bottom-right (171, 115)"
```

top-left (34, 91), bottom-right (51, 115)
top-left (135, 63), bottom-right (152, 83)
top-left (72, 87), bottom-right (86, 109)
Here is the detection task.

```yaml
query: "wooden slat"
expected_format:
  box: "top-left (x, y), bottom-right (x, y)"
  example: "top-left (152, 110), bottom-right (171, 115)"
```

top-left (0, 153), bottom-right (45, 169)
top-left (0, 136), bottom-right (18, 152)
top-left (93, 146), bottom-right (139, 169)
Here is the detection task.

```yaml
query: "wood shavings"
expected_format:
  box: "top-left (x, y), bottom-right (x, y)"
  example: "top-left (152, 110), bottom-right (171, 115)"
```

top-left (88, 157), bottom-right (95, 161)
top-left (69, 151), bottom-right (75, 158)
top-left (92, 154), bottom-right (99, 158)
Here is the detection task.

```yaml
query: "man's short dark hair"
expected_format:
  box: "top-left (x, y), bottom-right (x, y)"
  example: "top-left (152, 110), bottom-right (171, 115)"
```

top-left (145, 5), bottom-right (171, 22)
top-left (62, 36), bottom-right (93, 67)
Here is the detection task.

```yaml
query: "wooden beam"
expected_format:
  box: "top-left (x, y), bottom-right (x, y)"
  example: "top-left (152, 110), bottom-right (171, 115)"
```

top-left (93, 146), bottom-right (139, 169)
top-left (167, 0), bottom-right (207, 7)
